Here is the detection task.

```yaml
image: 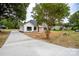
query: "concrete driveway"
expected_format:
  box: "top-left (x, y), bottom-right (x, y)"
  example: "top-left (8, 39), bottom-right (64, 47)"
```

top-left (0, 30), bottom-right (79, 56)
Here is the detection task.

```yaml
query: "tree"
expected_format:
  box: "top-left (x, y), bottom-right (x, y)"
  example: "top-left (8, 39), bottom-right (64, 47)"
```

top-left (0, 3), bottom-right (29, 30)
top-left (32, 3), bottom-right (70, 39)
top-left (69, 11), bottom-right (79, 30)
top-left (0, 19), bottom-right (16, 29)
top-left (0, 3), bottom-right (29, 20)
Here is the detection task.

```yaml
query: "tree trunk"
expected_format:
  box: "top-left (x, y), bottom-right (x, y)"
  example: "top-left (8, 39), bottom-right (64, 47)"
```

top-left (45, 30), bottom-right (50, 39)
top-left (38, 26), bottom-right (39, 32)
top-left (45, 26), bottom-right (51, 39)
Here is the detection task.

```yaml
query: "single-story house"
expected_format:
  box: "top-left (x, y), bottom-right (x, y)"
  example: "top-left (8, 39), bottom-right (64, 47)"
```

top-left (19, 20), bottom-right (69, 32)
top-left (20, 20), bottom-right (47, 32)
top-left (0, 24), bottom-right (6, 32)
top-left (51, 26), bottom-right (61, 30)
top-left (0, 24), bottom-right (6, 29)
top-left (51, 25), bottom-right (71, 30)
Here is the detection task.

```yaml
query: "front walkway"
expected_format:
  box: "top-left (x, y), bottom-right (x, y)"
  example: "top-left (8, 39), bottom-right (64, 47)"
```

top-left (0, 30), bottom-right (79, 56)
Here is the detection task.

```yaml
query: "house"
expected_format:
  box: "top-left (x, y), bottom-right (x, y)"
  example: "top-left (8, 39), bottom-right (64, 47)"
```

top-left (20, 20), bottom-right (71, 32)
top-left (0, 24), bottom-right (6, 29)
top-left (51, 25), bottom-right (71, 30)
top-left (20, 20), bottom-right (47, 32)
top-left (51, 26), bottom-right (61, 30)
top-left (0, 24), bottom-right (6, 32)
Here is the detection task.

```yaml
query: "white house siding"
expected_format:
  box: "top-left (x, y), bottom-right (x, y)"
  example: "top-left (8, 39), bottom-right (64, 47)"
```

top-left (19, 25), bottom-right (24, 32)
top-left (23, 22), bottom-right (35, 32)
top-left (52, 26), bottom-right (61, 30)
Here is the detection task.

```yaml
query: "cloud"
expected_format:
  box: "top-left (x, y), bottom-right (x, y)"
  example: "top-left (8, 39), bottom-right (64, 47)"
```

top-left (26, 3), bottom-right (35, 22)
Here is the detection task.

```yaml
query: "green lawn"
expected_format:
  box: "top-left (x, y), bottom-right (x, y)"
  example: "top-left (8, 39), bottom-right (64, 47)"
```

top-left (0, 29), bottom-right (10, 48)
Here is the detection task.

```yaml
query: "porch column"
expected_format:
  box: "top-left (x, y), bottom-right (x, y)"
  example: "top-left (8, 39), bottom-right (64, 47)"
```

top-left (32, 26), bottom-right (34, 32)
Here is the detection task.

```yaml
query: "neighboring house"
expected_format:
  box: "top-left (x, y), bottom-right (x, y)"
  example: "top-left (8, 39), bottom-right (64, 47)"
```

top-left (0, 24), bottom-right (6, 29)
top-left (20, 20), bottom-right (47, 32)
top-left (0, 24), bottom-right (6, 32)
top-left (51, 25), bottom-right (71, 30)
top-left (52, 26), bottom-right (61, 30)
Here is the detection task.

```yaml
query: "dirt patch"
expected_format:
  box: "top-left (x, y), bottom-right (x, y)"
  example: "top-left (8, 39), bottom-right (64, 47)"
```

top-left (0, 31), bottom-right (10, 48)
top-left (25, 31), bottom-right (79, 48)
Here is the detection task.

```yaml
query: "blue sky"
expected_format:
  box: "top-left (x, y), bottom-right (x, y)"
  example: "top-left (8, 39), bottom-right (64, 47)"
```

top-left (26, 3), bottom-right (79, 23)
top-left (63, 3), bottom-right (79, 23)
top-left (69, 3), bottom-right (79, 14)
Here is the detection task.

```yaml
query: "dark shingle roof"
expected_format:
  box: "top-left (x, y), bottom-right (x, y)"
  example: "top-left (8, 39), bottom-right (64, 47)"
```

top-left (24, 20), bottom-right (37, 26)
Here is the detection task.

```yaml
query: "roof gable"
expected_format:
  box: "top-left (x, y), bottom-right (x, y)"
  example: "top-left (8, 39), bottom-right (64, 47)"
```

top-left (24, 20), bottom-right (37, 26)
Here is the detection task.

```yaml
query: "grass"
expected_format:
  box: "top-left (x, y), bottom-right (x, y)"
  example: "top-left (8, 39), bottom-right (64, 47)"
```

top-left (0, 29), bottom-right (10, 48)
top-left (25, 31), bottom-right (79, 48)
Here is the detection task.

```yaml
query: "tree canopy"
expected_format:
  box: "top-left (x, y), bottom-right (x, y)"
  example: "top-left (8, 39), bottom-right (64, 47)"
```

top-left (32, 3), bottom-right (70, 39)
top-left (0, 3), bottom-right (29, 29)
top-left (32, 3), bottom-right (70, 26)
top-left (69, 11), bottom-right (79, 30)
top-left (0, 3), bottom-right (29, 20)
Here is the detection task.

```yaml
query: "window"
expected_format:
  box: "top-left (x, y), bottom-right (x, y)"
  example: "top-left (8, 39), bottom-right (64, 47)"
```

top-left (27, 27), bottom-right (32, 31)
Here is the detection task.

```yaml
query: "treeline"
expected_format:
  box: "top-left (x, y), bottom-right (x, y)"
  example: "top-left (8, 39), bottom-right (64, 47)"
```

top-left (0, 3), bottom-right (29, 29)
top-left (0, 18), bottom-right (20, 29)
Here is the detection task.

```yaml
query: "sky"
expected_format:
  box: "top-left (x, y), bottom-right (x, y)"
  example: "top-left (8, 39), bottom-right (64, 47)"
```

top-left (69, 3), bottom-right (79, 14)
top-left (26, 3), bottom-right (35, 22)
top-left (26, 3), bottom-right (79, 23)
top-left (63, 3), bottom-right (79, 23)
